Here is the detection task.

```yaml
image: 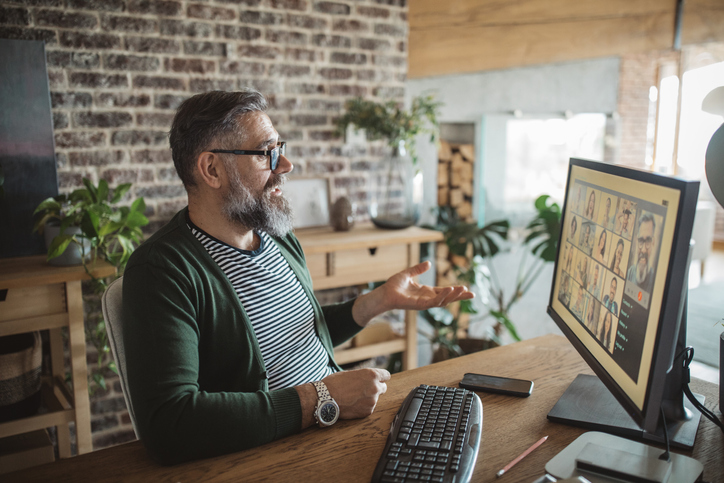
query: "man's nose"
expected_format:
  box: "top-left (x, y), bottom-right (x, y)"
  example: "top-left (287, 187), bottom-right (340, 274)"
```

top-left (274, 154), bottom-right (293, 175)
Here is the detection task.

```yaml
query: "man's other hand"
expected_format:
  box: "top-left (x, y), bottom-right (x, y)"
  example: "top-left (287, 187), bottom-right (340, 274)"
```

top-left (323, 368), bottom-right (390, 419)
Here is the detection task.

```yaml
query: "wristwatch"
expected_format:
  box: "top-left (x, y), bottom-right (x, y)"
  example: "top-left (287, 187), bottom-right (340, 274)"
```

top-left (312, 381), bottom-right (339, 427)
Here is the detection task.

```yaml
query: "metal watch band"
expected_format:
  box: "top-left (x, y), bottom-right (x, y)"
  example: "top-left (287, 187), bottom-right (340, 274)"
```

top-left (312, 381), bottom-right (331, 401)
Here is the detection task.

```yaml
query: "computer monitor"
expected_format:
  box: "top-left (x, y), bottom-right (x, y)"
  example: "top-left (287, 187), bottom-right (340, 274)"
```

top-left (546, 158), bottom-right (702, 449)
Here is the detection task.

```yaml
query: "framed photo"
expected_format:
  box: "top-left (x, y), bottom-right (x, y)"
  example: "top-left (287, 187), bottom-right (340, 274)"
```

top-left (284, 178), bottom-right (330, 229)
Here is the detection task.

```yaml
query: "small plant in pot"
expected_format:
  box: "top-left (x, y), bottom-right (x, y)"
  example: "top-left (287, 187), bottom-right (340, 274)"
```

top-left (33, 177), bottom-right (149, 394)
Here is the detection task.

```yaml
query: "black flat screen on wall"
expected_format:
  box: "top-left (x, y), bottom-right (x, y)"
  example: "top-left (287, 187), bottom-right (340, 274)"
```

top-left (0, 39), bottom-right (59, 258)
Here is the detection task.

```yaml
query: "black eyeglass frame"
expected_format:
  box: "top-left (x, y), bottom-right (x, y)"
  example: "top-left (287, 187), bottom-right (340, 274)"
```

top-left (209, 141), bottom-right (286, 171)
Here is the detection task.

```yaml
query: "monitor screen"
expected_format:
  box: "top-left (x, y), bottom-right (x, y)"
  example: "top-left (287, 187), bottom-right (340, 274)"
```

top-left (547, 158), bottom-right (700, 445)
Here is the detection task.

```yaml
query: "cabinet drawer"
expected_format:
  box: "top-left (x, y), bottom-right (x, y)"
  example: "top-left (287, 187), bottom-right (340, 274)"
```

top-left (335, 245), bottom-right (409, 284)
top-left (0, 284), bottom-right (67, 322)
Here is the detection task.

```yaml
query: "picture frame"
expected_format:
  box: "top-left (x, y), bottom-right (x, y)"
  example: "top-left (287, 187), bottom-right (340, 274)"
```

top-left (284, 178), bottom-right (330, 229)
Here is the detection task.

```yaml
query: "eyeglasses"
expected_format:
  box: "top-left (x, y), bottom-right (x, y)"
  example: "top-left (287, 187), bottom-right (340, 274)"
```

top-left (210, 141), bottom-right (286, 171)
top-left (637, 236), bottom-right (653, 249)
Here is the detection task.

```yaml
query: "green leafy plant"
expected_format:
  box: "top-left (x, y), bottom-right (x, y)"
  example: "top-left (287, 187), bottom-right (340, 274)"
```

top-left (422, 195), bottom-right (561, 356)
top-left (33, 178), bottom-right (149, 394)
top-left (334, 94), bottom-right (442, 164)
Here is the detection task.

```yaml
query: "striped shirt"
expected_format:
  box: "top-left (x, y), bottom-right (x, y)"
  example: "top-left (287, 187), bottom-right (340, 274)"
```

top-left (189, 224), bottom-right (335, 390)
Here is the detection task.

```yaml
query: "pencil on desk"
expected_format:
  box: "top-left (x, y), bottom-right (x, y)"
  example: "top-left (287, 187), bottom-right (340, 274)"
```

top-left (496, 435), bottom-right (548, 478)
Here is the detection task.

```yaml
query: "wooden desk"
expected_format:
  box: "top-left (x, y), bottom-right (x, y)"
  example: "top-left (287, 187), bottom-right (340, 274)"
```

top-left (7, 335), bottom-right (722, 482)
top-left (296, 224), bottom-right (444, 370)
top-left (0, 256), bottom-right (116, 456)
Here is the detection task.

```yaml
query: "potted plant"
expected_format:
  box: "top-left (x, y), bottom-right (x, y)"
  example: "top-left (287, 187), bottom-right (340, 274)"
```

top-left (422, 195), bottom-right (561, 358)
top-left (33, 178), bottom-right (149, 393)
top-left (334, 94), bottom-right (442, 229)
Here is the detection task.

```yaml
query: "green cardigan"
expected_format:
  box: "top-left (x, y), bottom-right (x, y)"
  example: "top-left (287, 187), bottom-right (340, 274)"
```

top-left (121, 209), bottom-right (363, 465)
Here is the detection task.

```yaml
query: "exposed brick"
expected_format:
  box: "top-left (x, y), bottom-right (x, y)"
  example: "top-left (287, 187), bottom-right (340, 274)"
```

top-left (132, 149), bottom-right (172, 164)
top-left (374, 86), bottom-right (404, 98)
top-left (128, 0), bottom-right (182, 16)
top-left (329, 84), bottom-right (367, 96)
top-left (55, 152), bottom-right (68, 169)
top-left (72, 111), bottom-right (133, 128)
top-left (101, 167), bottom-right (154, 184)
top-left (67, 0), bottom-right (126, 11)
top-left (219, 60), bottom-right (266, 76)
top-left (216, 25), bottom-right (262, 40)
top-left (284, 48), bottom-right (322, 62)
top-left (69, 72), bottom-right (128, 88)
top-left (241, 78), bottom-right (283, 95)
top-left (312, 34), bottom-right (350, 48)
top-left (314, 1), bottom-right (350, 15)
top-left (96, 93), bottom-right (151, 107)
top-left (112, 130), bottom-right (168, 146)
top-left (101, 15), bottom-right (158, 33)
top-left (308, 160), bottom-right (345, 173)
top-left (238, 45), bottom-right (282, 59)
top-left (240, 10), bottom-right (284, 25)
top-left (69, 150), bottom-right (128, 166)
top-left (287, 14), bottom-right (327, 30)
top-left (125, 36), bottom-right (180, 54)
top-left (289, 114), bottom-right (327, 126)
top-left (306, 99), bottom-right (341, 111)
top-left (156, 199), bottom-right (187, 218)
top-left (372, 54), bottom-right (405, 67)
top-left (188, 3), bottom-right (236, 20)
top-left (133, 75), bottom-right (186, 90)
top-left (375, 22), bottom-right (406, 37)
top-left (104, 54), bottom-right (160, 71)
top-left (359, 37), bottom-right (391, 51)
top-left (266, 30), bottom-right (307, 45)
top-left (0, 6), bottom-right (31, 25)
top-left (55, 131), bottom-right (107, 148)
top-left (319, 67), bottom-right (353, 80)
top-left (309, 129), bottom-right (337, 141)
top-left (286, 82), bottom-right (325, 94)
top-left (332, 19), bottom-right (369, 32)
top-left (91, 414), bottom-right (119, 433)
top-left (334, 175), bottom-right (367, 189)
top-left (57, 171), bottom-right (85, 189)
top-left (268, 64), bottom-right (311, 77)
top-left (183, 40), bottom-right (226, 56)
top-left (51, 92), bottom-right (94, 109)
top-left (0, 26), bottom-right (57, 44)
top-left (136, 112), bottom-right (175, 127)
top-left (164, 58), bottom-right (216, 74)
top-left (271, 0), bottom-right (307, 10)
top-left (34, 10), bottom-right (98, 29)
top-left (159, 19), bottom-right (214, 38)
top-left (330, 52), bottom-right (367, 65)
top-left (136, 184), bottom-right (186, 198)
top-left (373, 0), bottom-right (406, 6)
top-left (157, 167), bottom-right (178, 182)
top-left (46, 50), bottom-right (101, 69)
top-left (357, 6), bottom-right (390, 18)
top-left (267, 96), bottom-right (303, 111)
top-left (47, 70), bottom-right (65, 87)
top-left (92, 429), bottom-right (137, 450)
top-left (218, 0), bottom-right (261, 4)
top-left (190, 78), bottom-right (237, 92)
top-left (277, 129), bottom-right (303, 141)
top-left (53, 112), bottom-right (69, 130)
top-left (60, 32), bottom-right (121, 50)
top-left (154, 94), bottom-right (188, 110)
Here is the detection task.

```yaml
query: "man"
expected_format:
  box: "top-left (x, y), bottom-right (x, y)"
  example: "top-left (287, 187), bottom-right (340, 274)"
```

top-left (121, 90), bottom-right (473, 465)
top-left (603, 277), bottom-right (619, 316)
top-left (626, 213), bottom-right (656, 293)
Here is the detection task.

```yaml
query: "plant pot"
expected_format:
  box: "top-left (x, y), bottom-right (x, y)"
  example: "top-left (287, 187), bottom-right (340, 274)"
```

top-left (431, 337), bottom-right (499, 363)
top-left (43, 221), bottom-right (90, 266)
top-left (369, 141), bottom-right (423, 229)
top-left (0, 332), bottom-right (42, 423)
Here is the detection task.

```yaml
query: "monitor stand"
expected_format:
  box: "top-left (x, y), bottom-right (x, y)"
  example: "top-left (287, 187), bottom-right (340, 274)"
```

top-left (547, 374), bottom-right (704, 449)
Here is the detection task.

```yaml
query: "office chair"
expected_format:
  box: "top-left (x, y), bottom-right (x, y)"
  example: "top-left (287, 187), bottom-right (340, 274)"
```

top-left (101, 276), bottom-right (139, 438)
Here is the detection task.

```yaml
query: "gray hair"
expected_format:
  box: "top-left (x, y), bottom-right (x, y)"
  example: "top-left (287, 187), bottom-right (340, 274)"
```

top-left (169, 89), bottom-right (268, 189)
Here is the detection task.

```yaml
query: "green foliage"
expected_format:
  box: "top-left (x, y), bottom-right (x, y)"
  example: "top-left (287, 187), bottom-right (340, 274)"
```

top-left (334, 93), bottom-right (442, 164)
top-left (33, 178), bottom-right (148, 395)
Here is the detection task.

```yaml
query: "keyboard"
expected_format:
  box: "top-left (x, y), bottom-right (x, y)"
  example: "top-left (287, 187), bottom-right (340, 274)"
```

top-left (372, 384), bottom-right (483, 483)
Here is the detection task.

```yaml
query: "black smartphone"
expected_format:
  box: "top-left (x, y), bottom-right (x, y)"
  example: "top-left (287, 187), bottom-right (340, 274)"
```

top-left (459, 373), bottom-right (534, 397)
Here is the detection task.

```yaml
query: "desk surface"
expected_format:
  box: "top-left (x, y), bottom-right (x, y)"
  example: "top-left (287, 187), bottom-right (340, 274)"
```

top-left (7, 335), bottom-right (722, 482)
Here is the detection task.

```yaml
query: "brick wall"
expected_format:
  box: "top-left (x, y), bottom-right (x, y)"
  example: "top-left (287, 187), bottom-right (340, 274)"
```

top-left (1, 0), bottom-right (408, 451)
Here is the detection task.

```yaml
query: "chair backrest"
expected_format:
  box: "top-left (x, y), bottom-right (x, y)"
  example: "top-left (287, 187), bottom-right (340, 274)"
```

top-left (101, 276), bottom-right (139, 438)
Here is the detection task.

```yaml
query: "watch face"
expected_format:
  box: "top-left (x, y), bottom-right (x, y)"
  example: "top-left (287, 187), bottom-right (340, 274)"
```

top-left (320, 402), bottom-right (338, 423)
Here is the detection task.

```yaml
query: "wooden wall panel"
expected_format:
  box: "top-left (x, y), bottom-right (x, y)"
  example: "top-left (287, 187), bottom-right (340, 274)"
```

top-left (682, 0), bottom-right (724, 45)
top-left (409, 0), bottom-right (684, 79)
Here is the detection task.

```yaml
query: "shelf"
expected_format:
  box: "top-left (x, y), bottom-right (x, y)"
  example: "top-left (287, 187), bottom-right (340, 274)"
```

top-left (0, 377), bottom-right (74, 440)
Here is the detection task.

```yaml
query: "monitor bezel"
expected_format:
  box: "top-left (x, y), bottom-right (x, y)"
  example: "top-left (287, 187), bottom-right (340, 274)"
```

top-left (546, 158), bottom-right (699, 433)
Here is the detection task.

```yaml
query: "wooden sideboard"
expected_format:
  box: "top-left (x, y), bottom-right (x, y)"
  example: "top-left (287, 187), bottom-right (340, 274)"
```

top-left (0, 256), bottom-right (115, 457)
top-left (295, 224), bottom-right (444, 371)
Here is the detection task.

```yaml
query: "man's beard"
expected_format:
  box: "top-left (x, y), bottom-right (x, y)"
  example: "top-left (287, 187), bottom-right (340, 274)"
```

top-left (222, 166), bottom-right (294, 238)
top-left (636, 251), bottom-right (649, 281)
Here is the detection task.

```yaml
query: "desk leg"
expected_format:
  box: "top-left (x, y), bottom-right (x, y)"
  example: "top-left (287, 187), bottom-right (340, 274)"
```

top-left (403, 242), bottom-right (421, 371)
top-left (49, 327), bottom-right (72, 458)
top-left (66, 280), bottom-right (92, 455)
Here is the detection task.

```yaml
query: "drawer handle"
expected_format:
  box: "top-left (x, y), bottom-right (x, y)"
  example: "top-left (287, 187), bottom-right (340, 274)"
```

top-left (0, 289), bottom-right (7, 302)
top-left (368, 247), bottom-right (378, 256)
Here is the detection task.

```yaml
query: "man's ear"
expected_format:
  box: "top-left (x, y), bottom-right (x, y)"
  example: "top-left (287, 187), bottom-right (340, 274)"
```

top-left (196, 152), bottom-right (225, 189)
